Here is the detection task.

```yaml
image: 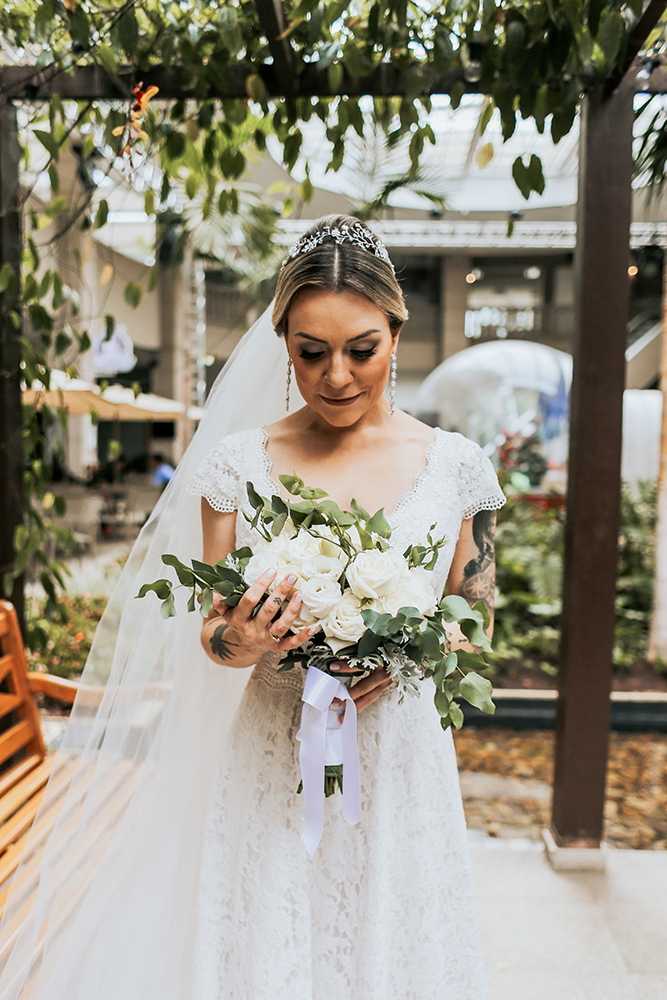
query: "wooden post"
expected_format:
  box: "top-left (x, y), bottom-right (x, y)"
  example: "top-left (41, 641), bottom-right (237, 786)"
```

top-left (0, 100), bottom-right (24, 634)
top-left (647, 258), bottom-right (667, 661)
top-left (551, 84), bottom-right (633, 845)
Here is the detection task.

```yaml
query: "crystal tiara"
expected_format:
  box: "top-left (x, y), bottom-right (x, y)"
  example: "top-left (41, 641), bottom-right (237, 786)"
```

top-left (281, 222), bottom-right (395, 272)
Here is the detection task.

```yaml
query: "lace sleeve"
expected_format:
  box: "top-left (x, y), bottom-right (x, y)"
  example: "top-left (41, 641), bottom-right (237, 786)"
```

top-left (457, 438), bottom-right (506, 520)
top-left (187, 439), bottom-right (241, 513)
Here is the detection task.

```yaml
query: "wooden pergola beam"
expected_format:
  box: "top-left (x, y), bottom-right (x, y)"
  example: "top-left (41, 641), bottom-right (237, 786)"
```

top-left (0, 63), bottom-right (467, 102)
top-left (620, 0), bottom-right (667, 81)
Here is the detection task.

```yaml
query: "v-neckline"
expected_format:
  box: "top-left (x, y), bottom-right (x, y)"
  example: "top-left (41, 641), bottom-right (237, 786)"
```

top-left (258, 426), bottom-right (440, 522)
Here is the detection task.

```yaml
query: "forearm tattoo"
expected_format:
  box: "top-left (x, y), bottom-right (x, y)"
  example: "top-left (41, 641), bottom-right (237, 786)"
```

top-left (461, 510), bottom-right (496, 617)
top-left (210, 621), bottom-right (239, 662)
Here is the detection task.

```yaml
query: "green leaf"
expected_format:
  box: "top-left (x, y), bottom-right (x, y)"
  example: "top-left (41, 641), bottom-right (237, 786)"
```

top-left (439, 594), bottom-right (478, 622)
top-left (597, 10), bottom-right (624, 69)
top-left (459, 672), bottom-right (495, 714)
top-left (456, 649), bottom-right (490, 673)
top-left (98, 43), bottom-right (117, 77)
top-left (124, 282), bottom-right (142, 308)
top-left (200, 587), bottom-right (214, 617)
top-left (472, 599), bottom-right (491, 631)
top-left (187, 590), bottom-right (197, 613)
top-left (162, 553), bottom-right (196, 586)
top-left (526, 155), bottom-right (545, 196)
top-left (94, 199), bottom-right (109, 229)
top-left (137, 579), bottom-right (173, 601)
top-left (0, 263), bottom-right (16, 298)
top-left (160, 593), bottom-right (177, 619)
top-left (271, 512), bottom-right (288, 535)
top-left (512, 156), bottom-right (532, 200)
top-left (117, 9), bottom-right (139, 58)
top-left (246, 481), bottom-right (265, 510)
top-left (107, 439), bottom-right (122, 462)
top-left (448, 701), bottom-right (465, 729)
top-left (327, 62), bottom-right (343, 93)
top-left (434, 687), bottom-right (452, 716)
top-left (68, 7), bottom-right (90, 47)
top-left (366, 508), bottom-right (390, 538)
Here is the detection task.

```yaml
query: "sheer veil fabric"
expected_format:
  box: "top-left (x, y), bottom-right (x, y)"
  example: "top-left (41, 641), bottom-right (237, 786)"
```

top-left (0, 306), bottom-right (304, 1000)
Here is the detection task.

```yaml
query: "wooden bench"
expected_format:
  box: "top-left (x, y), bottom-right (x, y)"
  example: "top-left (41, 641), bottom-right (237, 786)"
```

top-left (0, 601), bottom-right (77, 923)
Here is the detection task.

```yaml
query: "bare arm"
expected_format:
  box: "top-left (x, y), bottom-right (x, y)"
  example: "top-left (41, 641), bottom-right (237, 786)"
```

top-left (199, 498), bottom-right (314, 668)
top-left (443, 509), bottom-right (497, 651)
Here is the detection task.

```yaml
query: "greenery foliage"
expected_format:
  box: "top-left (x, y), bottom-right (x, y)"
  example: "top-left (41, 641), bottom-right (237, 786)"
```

top-left (492, 481), bottom-right (662, 679)
top-left (3, 0), bottom-right (667, 641)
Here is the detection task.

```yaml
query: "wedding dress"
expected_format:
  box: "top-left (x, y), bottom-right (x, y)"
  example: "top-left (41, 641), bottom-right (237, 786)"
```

top-left (188, 425), bottom-right (505, 1000)
top-left (0, 305), bottom-right (503, 1000)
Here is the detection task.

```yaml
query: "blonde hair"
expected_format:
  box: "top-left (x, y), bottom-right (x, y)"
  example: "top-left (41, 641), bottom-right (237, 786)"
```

top-left (272, 215), bottom-right (408, 337)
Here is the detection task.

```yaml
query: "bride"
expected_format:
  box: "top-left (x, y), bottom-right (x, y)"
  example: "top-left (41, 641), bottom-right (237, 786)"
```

top-left (0, 216), bottom-right (504, 1000)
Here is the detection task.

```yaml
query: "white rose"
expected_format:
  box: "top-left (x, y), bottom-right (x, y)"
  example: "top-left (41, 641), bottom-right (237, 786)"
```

top-left (284, 531), bottom-right (324, 565)
top-left (346, 548), bottom-right (404, 600)
top-left (301, 553), bottom-right (345, 582)
top-left (322, 591), bottom-right (366, 653)
top-left (293, 576), bottom-right (343, 629)
top-left (374, 566), bottom-right (437, 617)
top-left (300, 576), bottom-right (342, 619)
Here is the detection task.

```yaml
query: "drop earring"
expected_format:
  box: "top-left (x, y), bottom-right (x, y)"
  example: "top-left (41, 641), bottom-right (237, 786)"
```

top-left (389, 352), bottom-right (397, 416)
top-left (286, 354), bottom-right (292, 412)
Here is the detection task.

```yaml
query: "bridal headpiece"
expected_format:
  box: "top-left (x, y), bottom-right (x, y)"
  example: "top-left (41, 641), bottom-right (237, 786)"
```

top-left (281, 221), bottom-right (395, 272)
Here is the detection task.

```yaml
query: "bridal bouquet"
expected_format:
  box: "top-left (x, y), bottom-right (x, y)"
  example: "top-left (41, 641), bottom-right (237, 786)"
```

top-left (138, 476), bottom-right (495, 851)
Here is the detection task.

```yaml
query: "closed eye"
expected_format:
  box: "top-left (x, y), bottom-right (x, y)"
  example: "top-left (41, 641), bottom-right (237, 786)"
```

top-left (350, 348), bottom-right (377, 360)
top-left (298, 349), bottom-right (326, 361)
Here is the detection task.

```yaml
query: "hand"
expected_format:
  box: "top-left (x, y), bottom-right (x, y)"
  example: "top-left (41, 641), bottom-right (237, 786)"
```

top-left (330, 662), bottom-right (392, 719)
top-left (211, 568), bottom-right (315, 658)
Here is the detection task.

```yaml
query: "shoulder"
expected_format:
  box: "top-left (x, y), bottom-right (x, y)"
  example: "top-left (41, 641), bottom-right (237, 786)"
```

top-left (432, 429), bottom-right (506, 519)
top-left (187, 427), bottom-right (266, 512)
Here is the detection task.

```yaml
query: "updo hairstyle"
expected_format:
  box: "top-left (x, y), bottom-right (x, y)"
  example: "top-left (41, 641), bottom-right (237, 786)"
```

top-left (272, 215), bottom-right (409, 338)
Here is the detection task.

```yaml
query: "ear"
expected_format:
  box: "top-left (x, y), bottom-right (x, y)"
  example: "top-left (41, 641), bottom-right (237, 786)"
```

top-left (390, 325), bottom-right (402, 350)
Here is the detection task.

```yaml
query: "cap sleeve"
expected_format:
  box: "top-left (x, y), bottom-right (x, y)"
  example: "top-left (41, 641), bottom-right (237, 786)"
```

top-left (187, 439), bottom-right (242, 513)
top-left (456, 438), bottom-right (506, 521)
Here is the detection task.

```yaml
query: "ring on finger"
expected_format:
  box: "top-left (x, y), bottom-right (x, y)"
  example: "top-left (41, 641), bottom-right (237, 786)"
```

top-left (267, 629), bottom-right (282, 643)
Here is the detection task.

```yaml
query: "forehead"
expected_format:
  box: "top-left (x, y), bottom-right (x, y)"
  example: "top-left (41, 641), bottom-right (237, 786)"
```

top-left (287, 287), bottom-right (389, 337)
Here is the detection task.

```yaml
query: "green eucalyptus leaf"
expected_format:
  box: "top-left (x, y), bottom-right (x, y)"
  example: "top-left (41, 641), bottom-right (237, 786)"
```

top-left (448, 701), bottom-right (465, 729)
top-left (162, 553), bottom-right (196, 586)
top-left (200, 587), bottom-right (214, 618)
top-left (136, 579), bottom-right (173, 601)
top-left (434, 687), bottom-right (452, 716)
top-left (187, 590), bottom-right (197, 613)
top-left (459, 672), bottom-right (495, 714)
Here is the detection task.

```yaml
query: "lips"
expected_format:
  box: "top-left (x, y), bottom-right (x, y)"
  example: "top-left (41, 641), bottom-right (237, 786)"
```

top-left (319, 393), bottom-right (363, 406)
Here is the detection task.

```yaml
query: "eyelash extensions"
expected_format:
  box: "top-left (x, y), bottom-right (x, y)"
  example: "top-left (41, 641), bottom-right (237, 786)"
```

top-left (298, 347), bottom-right (378, 361)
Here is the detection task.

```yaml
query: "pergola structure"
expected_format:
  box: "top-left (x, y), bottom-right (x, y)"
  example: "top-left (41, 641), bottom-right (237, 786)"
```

top-left (2, 0), bottom-right (667, 853)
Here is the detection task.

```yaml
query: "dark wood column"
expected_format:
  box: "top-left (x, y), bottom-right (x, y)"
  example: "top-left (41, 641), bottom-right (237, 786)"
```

top-left (0, 100), bottom-right (24, 632)
top-left (551, 83), bottom-right (634, 844)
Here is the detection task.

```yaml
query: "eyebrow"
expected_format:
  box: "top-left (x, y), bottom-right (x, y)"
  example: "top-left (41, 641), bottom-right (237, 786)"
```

top-left (294, 330), bottom-right (381, 343)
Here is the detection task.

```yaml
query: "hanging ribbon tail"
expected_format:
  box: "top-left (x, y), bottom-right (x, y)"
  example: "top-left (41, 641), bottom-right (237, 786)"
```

top-left (296, 665), bottom-right (361, 857)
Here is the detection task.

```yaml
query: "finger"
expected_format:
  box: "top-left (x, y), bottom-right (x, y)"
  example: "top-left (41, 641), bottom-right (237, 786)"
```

top-left (348, 669), bottom-right (390, 701)
top-left (235, 569), bottom-right (278, 622)
top-left (266, 590), bottom-right (304, 640)
top-left (353, 687), bottom-right (390, 714)
top-left (255, 572), bottom-right (299, 625)
top-left (328, 659), bottom-right (358, 674)
top-left (280, 625), bottom-right (317, 650)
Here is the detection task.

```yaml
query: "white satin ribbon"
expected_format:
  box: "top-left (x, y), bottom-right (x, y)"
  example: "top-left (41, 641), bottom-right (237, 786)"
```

top-left (296, 665), bottom-right (361, 857)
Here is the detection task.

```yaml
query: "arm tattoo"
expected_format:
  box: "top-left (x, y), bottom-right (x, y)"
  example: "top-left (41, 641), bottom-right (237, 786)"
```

top-left (210, 621), bottom-right (239, 662)
top-left (460, 510), bottom-right (496, 616)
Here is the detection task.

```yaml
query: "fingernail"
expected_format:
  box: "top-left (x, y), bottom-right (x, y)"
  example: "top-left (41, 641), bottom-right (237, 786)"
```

top-left (307, 626), bottom-right (318, 635)
top-left (294, 592), bottom-right (302, 605)
top-left (286, 574), bottom-right (297, 585)
top-left (266, 568), bottom-right (277, 579)
top-left (330, 663), bottom-right (341, 671)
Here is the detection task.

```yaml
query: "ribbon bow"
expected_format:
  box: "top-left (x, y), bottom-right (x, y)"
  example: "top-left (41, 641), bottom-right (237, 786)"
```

top-left (296, 665), bottom-right (361, 857)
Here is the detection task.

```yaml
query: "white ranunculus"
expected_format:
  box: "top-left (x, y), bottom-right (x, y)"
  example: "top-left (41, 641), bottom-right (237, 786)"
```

top-left (346, 548), bottom-right (405, 600)
top-left (301, 553), bottom-right (345, 582)
top-left (322, 591), bottom-right (366, 653)
top-left (375, 566), bottom-right (438, 617)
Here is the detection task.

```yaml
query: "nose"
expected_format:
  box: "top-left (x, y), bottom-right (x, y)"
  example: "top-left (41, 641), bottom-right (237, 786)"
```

top-left (323, 353), bottom-right (354, 389)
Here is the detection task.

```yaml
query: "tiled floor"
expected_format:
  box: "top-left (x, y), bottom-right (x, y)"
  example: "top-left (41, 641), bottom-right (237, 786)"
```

top-left (470, 836), bottom-right (667, 1000)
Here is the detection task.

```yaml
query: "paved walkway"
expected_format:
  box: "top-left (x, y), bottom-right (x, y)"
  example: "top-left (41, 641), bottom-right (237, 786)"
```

top-left (470, 835), bottom-right (667, 999)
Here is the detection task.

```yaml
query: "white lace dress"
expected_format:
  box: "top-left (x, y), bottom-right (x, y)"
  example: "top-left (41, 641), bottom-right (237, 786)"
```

top-left (187, 426), bottom-right (505, 1000)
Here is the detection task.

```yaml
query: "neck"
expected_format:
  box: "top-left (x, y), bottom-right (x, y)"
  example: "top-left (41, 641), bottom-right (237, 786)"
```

top-left (293, 397), bottom-right (394, 441)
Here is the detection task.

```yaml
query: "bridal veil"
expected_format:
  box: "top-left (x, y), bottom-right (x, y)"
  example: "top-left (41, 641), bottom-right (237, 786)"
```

top-left (0, 305), bottom-right (302, 1000)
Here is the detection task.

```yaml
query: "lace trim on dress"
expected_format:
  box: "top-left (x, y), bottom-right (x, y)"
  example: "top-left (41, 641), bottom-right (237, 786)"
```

top-left (186, 441), bottom-right (241, 513)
